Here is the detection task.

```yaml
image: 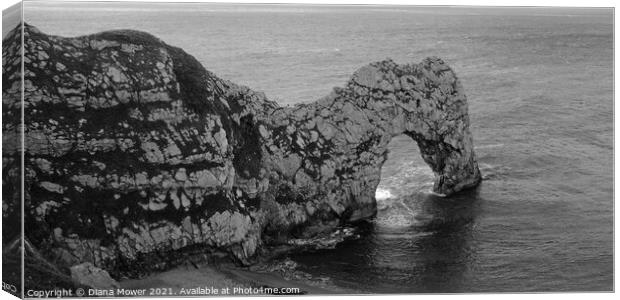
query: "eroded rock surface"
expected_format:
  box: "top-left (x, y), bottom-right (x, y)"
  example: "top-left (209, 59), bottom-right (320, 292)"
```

top-left (2, 24), bottom-right (481, 276)
top-left (70, 263), bottom-right (120, 290)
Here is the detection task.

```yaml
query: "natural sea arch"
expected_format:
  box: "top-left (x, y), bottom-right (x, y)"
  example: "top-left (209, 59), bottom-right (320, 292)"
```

top-left (4, 24), bottom-right (483, 272)
top-left (261, 59), bottom-right (483, 225)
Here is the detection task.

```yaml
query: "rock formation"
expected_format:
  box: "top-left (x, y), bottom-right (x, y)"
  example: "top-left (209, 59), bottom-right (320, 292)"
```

top-left (2, 24), bottom-right (481, 277)
top-left (70, 263), bottom-right (120, 290)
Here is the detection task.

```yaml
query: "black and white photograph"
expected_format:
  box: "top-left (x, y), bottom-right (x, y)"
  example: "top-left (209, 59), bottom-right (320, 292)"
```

top-left (1, 0), bottom-right (615, 297)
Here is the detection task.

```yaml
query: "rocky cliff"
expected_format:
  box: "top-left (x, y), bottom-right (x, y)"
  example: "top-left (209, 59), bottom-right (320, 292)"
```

top-left (2, 24), bottom-right (481, 277)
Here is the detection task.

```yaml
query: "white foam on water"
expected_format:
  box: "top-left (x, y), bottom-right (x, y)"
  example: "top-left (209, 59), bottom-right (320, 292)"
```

top-left (376, 214), bottom-right (417, 228)
top-left (375, 188), bottom-right (394, 201)
top-left (377, 163), bottom-right (434, 195)
top-left (375, 196), bottom-right (422, 228)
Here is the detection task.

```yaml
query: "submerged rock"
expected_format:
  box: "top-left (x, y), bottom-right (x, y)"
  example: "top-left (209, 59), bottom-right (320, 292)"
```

top-left (2, 23), bottom-right (481, 277)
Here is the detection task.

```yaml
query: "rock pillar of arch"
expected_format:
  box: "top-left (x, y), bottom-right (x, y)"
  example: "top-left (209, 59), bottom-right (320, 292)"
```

top-left (349, 57), bottom-right (482, 197)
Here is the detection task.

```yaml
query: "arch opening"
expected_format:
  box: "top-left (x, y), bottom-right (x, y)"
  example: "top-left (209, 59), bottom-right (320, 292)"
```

top-left (374, 135), bottom-right (435, 228)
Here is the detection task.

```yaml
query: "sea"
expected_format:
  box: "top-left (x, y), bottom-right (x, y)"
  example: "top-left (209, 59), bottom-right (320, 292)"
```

top-left (15, 2), bottom-right (614, 293)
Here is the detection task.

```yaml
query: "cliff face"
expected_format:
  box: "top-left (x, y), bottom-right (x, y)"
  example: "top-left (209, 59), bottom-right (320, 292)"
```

top-left (2, 24), bottom-right (481, 275)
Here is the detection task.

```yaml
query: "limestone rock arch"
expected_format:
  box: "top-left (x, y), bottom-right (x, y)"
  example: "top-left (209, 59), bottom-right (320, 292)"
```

top-left (2, 24), bottom-right (481, 274)
top-left (259, 58), bottom-right (482, 224)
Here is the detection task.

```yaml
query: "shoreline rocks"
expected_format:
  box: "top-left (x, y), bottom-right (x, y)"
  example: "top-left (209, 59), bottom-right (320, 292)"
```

top-left (70, 263), bottom-right (120, 290)
top-left (2, 23), bottom-right (481, 278)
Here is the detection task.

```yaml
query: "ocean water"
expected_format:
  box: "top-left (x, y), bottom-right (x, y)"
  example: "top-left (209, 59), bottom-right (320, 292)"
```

top-left (21, 2), bottom-right (613, 293)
